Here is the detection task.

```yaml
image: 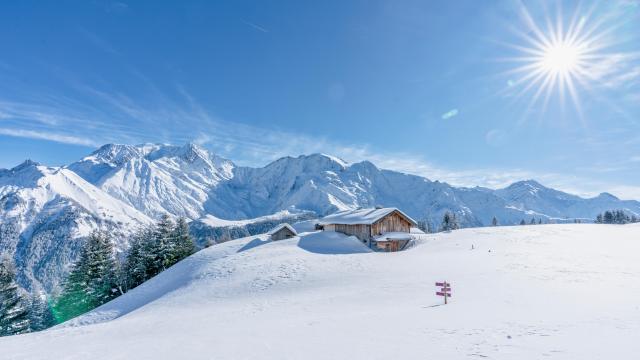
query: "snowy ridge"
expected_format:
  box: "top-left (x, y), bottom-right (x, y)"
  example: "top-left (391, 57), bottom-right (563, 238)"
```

top-left (197, 210), bottom-right (309, 228)
top-left (2, 224), bottom-right (639, 359)
top-left (68, 143), bottom-right (234, 219)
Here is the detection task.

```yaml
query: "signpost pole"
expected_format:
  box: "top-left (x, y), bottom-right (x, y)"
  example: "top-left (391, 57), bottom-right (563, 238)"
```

top-left (444, 280), bottom-right (447, 305)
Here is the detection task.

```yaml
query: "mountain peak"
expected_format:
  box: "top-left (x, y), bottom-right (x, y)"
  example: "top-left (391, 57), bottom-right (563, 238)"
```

top-left (511, 179), bottom-right (544, 188)
top-left (11, 159), bottom-right (41, 171)
top-left (596, 192), bottom-right (619, 200)
top-left (300, 153), bottom-right (348, 166)
top-left (177, 142), bottom-right (210, 163)
top-left (89, 144), bottom-right (142, 166)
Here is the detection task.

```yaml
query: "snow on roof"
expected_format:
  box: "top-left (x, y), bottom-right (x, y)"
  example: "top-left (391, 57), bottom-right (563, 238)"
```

top-left (319, 207), bottom-right (417, 226)
top-left (267, 223), bottom-right (298, 236)
top-left (410, 227), bottom-right (426, 234)
top-left (374, 232), bottom-right (414, 241)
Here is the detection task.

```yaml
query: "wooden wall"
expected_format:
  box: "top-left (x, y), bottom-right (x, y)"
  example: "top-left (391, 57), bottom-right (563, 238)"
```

top-left (333, 223), bottom-right (371, 243)
top-left (370, 211), bottom-right (411, 236)
top-left (374, 239), bottom-right (410, 252)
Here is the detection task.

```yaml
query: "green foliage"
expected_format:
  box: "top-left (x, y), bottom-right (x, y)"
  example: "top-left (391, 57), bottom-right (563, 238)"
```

top-left (28, 292), bottom-right (55, 332)
top-left (52, 218), bottom-right (196, 323)
top-left (53, 231), bottom-right (117, 323)
top-left (0, 256), bottom-right (30, 336)
top-left (121, 217), bottom-right (196, 292)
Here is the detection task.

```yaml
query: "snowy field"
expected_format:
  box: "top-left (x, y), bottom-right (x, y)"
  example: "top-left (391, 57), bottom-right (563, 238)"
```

top-left (2, 224), bottom-right (640, 359)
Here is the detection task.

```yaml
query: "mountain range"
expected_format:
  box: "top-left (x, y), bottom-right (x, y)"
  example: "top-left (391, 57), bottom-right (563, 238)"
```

top-left (1, 142), bottom-right (639, 292)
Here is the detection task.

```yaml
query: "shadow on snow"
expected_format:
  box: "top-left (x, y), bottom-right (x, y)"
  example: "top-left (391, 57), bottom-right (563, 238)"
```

top-left (296, 231), bottom-right (372, 255)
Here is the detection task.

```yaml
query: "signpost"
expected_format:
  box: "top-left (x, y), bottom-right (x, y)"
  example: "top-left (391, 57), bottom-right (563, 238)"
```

top-left (435, 281), bottom-right (451, 304)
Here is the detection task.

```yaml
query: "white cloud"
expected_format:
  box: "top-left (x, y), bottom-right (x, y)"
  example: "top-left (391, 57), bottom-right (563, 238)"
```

top-left (0, 128), bottom-right (98, 147)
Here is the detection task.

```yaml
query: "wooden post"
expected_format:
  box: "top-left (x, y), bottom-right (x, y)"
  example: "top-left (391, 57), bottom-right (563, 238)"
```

top-left (444, 280), bottom-right (448, 305)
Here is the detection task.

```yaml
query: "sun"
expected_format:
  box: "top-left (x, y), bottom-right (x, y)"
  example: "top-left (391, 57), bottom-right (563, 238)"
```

top-left (501, 4), bottom-right (616, 115)
top-left (540, 42), bottom-right (582, 75)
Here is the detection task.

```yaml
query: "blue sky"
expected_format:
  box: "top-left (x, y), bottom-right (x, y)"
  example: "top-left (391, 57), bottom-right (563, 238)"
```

top-left (0, 0), bottom-right (639, 198)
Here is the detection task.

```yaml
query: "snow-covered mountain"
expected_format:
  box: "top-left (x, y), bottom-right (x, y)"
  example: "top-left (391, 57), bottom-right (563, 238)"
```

top-left (0, 160), bottom-right (151, 292)
top-left (64, 143), bottom-right (640, 227)
top-left (495, 180), bottom-right (640, 220)
top-left (68, 143), bottom-right (234, 219)
top-left (2, 142), bottom-right (640, 293)
top-left (207, 154), bottom-right (640, 227)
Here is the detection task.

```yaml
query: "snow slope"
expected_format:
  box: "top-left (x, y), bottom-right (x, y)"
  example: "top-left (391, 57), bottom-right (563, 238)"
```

top-left (2, 224), bottom-right (639, 359)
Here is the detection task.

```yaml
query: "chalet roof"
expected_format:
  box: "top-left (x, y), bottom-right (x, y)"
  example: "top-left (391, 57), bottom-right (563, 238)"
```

top-left (319, 207), bottom-right (417, 226)
top-left (267, 223), bottom-right (298, 236)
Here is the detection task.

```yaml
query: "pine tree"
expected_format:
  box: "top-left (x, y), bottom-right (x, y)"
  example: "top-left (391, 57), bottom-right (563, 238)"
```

top-left (172, 217), bottom-right (195, 264)
top-left (596, 214), bottom-right (603, 223)
top-left (603, 210), bottom-right (614, 224)
top-left (85, 232), bottom-right (118, 305)
top-left (492, 216), bottom-right (498, 226)
top-left (519, 219), bottom-right (526, 225)
top-left (122, 227), bottom-right (153, 291)
top-left (530, 218), bottom-right (536, 225)
top-left (441, 211), bottom-right (459, 231)
top-left (53, 231), bottom-right (117, 322)
top-left (0, 256), bottom-right (30, 336)
top-left (28, 292), bottom-right (55, 332)
top-left (441, 212), bottom-right (452, 231)
top-left (538, 219), bottom-right (542, 224)
top-left (154, 215), bottom-right (175, 272)
top-left (451, 213), bottom-right (460, 230)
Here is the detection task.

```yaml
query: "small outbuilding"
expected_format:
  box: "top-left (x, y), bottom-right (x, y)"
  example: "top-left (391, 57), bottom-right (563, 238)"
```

top-left (319, 207), bottom-right (417, 251)
top-left (268, 223), bottom-right (298, 241)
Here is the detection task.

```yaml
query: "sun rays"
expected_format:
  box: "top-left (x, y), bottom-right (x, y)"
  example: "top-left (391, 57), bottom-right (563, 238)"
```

top-left (501, 2), bottom-right (635, 118)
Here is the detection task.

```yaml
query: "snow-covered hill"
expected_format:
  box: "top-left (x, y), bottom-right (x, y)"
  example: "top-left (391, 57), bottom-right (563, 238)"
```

top-left (2, 224), bottom-right (639, 359)
top-left (0, 161), bottom-right (152, 291)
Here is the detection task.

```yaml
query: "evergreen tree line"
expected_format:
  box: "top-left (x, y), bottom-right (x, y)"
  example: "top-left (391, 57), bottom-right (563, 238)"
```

top-left (490, 216), bottom-right (544, 226)
top-left (595, 210), bottom-right (639, 224)
top-left (416, 211), bottom-right (460, 233)
top-left (518, 218), bottom-right (544, 225)
top-left (0, 215), bottom-right (195, 336)
top-left (0, 255), bottom-right (54, 336)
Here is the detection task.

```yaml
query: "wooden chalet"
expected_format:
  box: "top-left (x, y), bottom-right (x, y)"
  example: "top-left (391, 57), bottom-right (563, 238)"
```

top-left (268, 223), bottom-right (298, 241)
top-left (319, 207), bottom-right (417, 252)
